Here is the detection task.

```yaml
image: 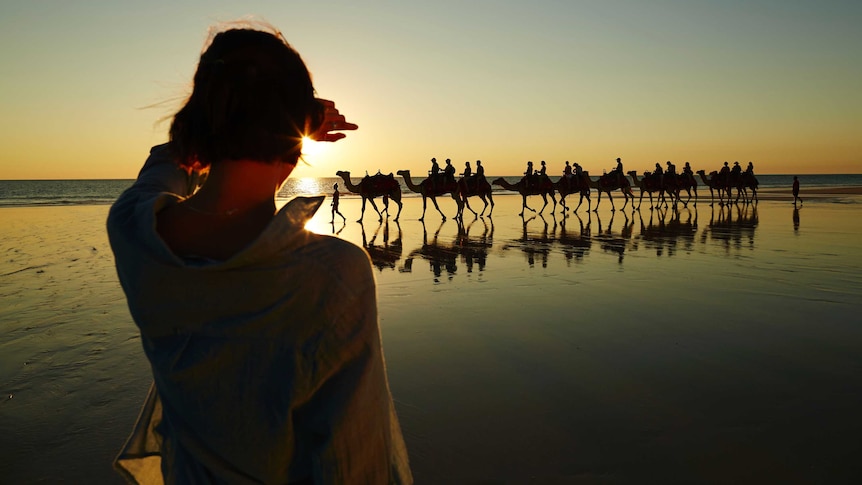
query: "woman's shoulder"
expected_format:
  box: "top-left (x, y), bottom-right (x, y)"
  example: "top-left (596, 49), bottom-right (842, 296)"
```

top-left (300, 232), bottom-right (372, 275)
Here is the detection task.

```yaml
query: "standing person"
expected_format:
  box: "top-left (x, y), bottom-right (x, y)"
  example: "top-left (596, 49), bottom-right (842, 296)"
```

top-left (793, 175), bottom-right (802, 206)
top-left (331, 182), bottom-right (346, 223)
top-left (107, 23), bottom-right (412, 484)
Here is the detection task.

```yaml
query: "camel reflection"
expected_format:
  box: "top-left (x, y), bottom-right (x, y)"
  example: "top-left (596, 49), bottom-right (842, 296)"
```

top-left (557, 213), bottom-right (592, 264)
top-left (593, 211), bottom-right (635, 263)
top-left (360, 219), bottom-right (403, 271)
top-left (503, 213), bottom-right (556, 268)
top-left (400, 216), bottom-right (493, 281)
top-left (700, 205), bottom-right (758, 252)
top-left (635, 207), bottom-right (698, 257)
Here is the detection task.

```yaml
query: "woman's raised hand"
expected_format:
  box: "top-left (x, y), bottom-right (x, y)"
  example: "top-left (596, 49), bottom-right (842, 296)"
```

top-left (311, 99), bottom-right (358, 142)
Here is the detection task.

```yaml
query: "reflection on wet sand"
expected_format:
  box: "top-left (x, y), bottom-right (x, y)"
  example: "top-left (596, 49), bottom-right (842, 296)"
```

top-left (557, 213), bottom-right (592, 264)
top-left (360, 219), bottom-right (403, 271)
top-left (700, 204), bottom-right (758, 252)
top-left (793, 207), bottom-right (800, 233)
top-left (400, 216), bottom-right (494, 281)
top-left (635, 207), bottom-right (698, 257)
top-left (594, 211), bottom-right (635, 263)
top-left (355, 201), bottom-right (765, 273)
top-left (503, 213), bottom-right (556, 268)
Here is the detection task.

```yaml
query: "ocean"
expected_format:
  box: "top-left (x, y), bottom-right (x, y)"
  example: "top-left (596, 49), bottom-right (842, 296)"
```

top-left (1, 174), bottom-right (860, 207)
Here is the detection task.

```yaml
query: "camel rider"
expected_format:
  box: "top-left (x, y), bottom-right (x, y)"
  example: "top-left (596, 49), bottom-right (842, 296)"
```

top-left (429, 157), bottom-right (440, 190)
top-left (476, 160), bottom-right (485, 181)
top-left (654, 162), bottom-right (664, 188)
top-left (745, 161), bottom-right (754, 175)
top-left (611, 157), bottom-right (623, 186)
top-left (524, 161), bottom-right (534, 188)
top-left (666, 160), bottom-right (676, 176)
top-left (563, 161), bottom-right (573, 190)
top-left (462, 161), bottom-right (472, 190)
top-left (682, 162), bottom-right (694, 182)
top-left (731, 161), bottom-right (742, 182)
top-left (719, 162), bottom-right (730, 184)
top-left (444, 158), bottom-right (456, 184)
top-left (539, 160), bottom-right (547, 178)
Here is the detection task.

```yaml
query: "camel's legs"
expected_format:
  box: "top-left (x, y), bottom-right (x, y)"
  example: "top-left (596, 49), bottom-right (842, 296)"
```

top-left (429, 196), bottom-right (447, 221)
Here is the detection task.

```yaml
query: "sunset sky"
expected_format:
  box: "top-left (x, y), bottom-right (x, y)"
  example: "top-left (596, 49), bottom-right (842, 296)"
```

top-left (1, 0), bottom-right (860, 180)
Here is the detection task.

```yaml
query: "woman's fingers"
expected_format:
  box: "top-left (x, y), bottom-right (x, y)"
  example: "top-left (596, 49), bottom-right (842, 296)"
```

top-left (312, 99), bottom-right (358, 142)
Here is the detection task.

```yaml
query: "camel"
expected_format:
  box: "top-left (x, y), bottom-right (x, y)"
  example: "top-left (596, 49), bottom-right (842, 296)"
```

top-left (589, 172), bottom-right (635, 212)
top-left (396, 170), bottom-right (462, 221)
top-left (628, 171), bottom-right (669, 211)
top-left (696, 170), bottom-right (730, 206)
top-left (553, 172), bottom-right (591, 213)
top-left (676, 172), bottom-right (699, 208)
top-left (336, 171), bottom-right (403, 222)
top-left (740, 172), bottom-right (759, 204)
top-left (457, 175), bottom-right (495, 218)
top-left (491, 176), bottom-right (556, 216)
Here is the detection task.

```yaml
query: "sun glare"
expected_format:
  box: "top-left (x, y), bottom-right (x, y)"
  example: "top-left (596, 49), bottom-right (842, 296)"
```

top-left (301, 137), bottom-right (324, 157)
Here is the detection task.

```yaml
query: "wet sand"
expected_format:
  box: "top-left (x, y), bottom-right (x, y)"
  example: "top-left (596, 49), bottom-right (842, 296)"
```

top-left (2, 189), bottom-right (862, 483)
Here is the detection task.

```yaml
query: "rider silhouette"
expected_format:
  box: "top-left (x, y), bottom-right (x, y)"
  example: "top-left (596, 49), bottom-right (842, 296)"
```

top-left (444, 159), bottom-right (456, 184)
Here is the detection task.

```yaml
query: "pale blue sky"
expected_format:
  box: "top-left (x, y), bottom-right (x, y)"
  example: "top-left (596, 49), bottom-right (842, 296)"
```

top-left (1, 0), bottom-right (860, 179)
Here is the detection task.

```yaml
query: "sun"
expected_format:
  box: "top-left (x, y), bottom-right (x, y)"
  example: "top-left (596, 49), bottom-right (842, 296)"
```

top-left (301, 137), bottom-right (325, 158)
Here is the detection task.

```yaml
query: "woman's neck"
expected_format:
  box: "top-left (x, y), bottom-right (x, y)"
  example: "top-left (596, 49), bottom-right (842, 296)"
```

top-left (185, 159), bottom-right (296, 215)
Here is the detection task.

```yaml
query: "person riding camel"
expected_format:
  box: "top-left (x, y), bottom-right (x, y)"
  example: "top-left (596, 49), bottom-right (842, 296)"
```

top-left (429, 157), bottom-right (440, 190)
top-left (654, 162), bottom-right (664, 188)
top-left (666, 160), bottom-right (676, 176)
top-left (462, 161), bottom-right (473, 190)
top-left (563, 161), bottom-right (572, 190)
top-left (719, 161), bottom-right (731, 185)
top-left (444, 158), bottom-right (456, 185)
top-left (610, 157), bottom-right (623, 186)
top-left (745, 161), bottom-right (754, 175)
top-left (682, 161), bottom-right (694, 183)
top-left (539, 160), bottom-right (547, 178)
top-left (476, 160), bottom-right (485, 181)
top-left (524, 161), bottom-right (534, 188)
top-left (731, 161), bottom-right (742, 183)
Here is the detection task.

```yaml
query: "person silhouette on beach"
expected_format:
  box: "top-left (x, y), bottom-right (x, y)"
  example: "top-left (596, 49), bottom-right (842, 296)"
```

top-left (476, 159), bottom-right (485, 181)
top-left (331, 182), bottom-right (346, 223)
top-left (462, 161), bottom-right (472, 178)
top-left (107, 22), bottom-right (411, 484)
top-left (793, 175), bottom-right (802, 206)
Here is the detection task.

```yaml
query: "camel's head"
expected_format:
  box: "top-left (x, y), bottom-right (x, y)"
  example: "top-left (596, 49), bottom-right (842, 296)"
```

top-left (396, 170), bottom-right (409, 176)
top-left (335, 170), bottom-right (349, 178)
top-left (491, 177), bottom-right (505, 186)
top-left (696, 170), bottom-right (705, 175)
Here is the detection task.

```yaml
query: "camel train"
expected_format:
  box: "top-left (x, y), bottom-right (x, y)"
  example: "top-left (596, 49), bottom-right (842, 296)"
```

top-left (335, 162), bottom-right (757, 219)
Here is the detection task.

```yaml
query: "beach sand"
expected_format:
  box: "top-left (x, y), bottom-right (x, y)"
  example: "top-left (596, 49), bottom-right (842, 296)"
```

top-left (2, 189), bottom-right (862, 483)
